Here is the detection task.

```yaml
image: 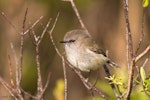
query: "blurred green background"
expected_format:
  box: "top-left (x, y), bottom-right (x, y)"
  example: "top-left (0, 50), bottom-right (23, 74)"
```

top-left (0, 0), bottom-right (150, 100)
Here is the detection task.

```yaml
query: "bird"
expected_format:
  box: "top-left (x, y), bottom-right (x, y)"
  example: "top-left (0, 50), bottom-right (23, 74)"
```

top-left (60, 29), bottom-right (118, 72)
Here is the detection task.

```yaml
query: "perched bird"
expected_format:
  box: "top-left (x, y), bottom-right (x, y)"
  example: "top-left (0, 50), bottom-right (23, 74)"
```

top-left (60, 29), bottom-right (118, 72)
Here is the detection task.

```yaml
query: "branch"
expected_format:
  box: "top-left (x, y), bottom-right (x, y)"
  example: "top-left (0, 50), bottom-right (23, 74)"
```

top-left (135, 10), bottom-right (145, 55)
top-left (37, 18), bottom-right (52, 45)
top-left (62, 57), bottom-right (68, 100)
top-left (24, 16), bottom-right (44, 35)
top-left (1, 10), bottom-right (52, 100)
top-left (8, 55), bottom-right (15, 87)
top-left (1, 12), bottom-right (19, 34)
top-left (0, 76), bottom-right (23, 100)
top-left (18, 8), bottom-right (28, 94)
top-left (122, 0), bottom-right (135, 99)
top-left (135, 45), bottom-right (150, 62)
top-left (28, 16), bottom-right (52, 99)
top-left (62, 0), bottom-right (89, 33)
top-left (48, 13), bottom-right (69, 100)
top-left (10, 42), bottom-right (19, 89)
top-left (72, 66), bottom-right (108, 99)
top-left (1, 11), bottom-right (43, 36)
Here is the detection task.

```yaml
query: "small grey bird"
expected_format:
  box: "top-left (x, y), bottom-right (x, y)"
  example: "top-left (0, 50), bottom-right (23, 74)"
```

top-left (60, 29), bottom-right (118, 72)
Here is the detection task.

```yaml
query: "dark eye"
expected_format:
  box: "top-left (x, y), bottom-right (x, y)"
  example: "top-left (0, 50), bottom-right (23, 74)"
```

top-left (68, 39), bottom-right (75, 43)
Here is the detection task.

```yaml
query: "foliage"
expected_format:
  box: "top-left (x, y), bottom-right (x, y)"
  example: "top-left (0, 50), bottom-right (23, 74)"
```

top-left (142, 0), bottom-right (149, 7)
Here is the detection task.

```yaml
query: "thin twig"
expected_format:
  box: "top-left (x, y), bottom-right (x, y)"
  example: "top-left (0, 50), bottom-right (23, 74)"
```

top-left (48, 13), bottom-right (69, 100)
top-left (49, 13), bottom-right (67, 100)
top-left (29, 17), bottom-right (52, 99)
top-left (1, 11), bottom-right (43, 36)
top-left (21, 88), bottom-right (37, 99)
top-left (123, 0), bottom-right (134, 68)
top-left (37, 18), bottom-right (52, 45)
top-left (37, 72), bottom-right (51, 99)
top-left (62, 56), bottom-right (67, 100)
top-left (135, 45), bottom-right (150, 62)
top-left (35, 43), bottom-right (43, 96)
top-left (62, 0), bottom-right (88, 32)
top-left (0, 76), bottom-right (15, 98)
top-left (135, 9), bottom-right (145, 55)
top-left (122, 0), bottom-right (135, 99)
top-left (72, 65), bottom-right (108, 99)
top-left (43, 72), bottom-right (51, 94)
top-left (1, 12), bottom-right (19, 34)
top-left (24, 16), bottom-right (44, 35)
top-left (142, 55), bottom-right (149, 67)
top-left (0, 76), bottom-right (24, 100)
top-left (10, 42), bottom-right (19, 91)
top-left (8, 55), bottom-right (15, 87)
top-left (18, 8), bottom-right (28, 93)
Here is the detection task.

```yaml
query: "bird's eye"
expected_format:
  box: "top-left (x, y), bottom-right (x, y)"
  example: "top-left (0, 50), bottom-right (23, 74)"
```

top-left (68, 39), bottom-right (75, 43)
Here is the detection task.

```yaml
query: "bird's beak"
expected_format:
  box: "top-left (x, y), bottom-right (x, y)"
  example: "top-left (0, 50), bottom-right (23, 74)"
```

top-left (59, 40), bottom-right (67, 43)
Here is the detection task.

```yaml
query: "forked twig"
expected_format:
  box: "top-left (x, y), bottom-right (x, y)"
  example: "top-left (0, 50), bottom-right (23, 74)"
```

top-left (0, 9), bottom-right (52, 100)
top-left (24, 16), bottom-right (44, 35)
top-left (30, 17), bottom-right (52, 99)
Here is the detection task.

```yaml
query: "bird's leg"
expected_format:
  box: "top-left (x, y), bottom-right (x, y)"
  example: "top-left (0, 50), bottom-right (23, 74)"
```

top-left (92, 70), bottom-right (99, 87)
top-left (85, 70), bottom-right (91, 83)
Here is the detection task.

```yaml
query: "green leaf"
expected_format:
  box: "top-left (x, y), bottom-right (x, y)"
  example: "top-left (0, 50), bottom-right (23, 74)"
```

top-left (143, 0), bottom-right (149, 8)
top-left (144, 77), bottom-right (150, 84)
top-left (140, 67), bottom-right (146, 82)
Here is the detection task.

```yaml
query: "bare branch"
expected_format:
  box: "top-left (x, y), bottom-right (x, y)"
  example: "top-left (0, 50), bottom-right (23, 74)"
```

top-left (8, 55), bottom-right (15, 87)
top-left (135, 45), bottom-right (150, 62)
top-left (71, 64), bottom-right (108, 99)
top-left (1, 12), bottom-right (19, 34)
top-left (135, 10), bottom-right (145, 55)
top-left (48, 13), bottom-right (69, 100)
top-left (142, 55), bottom-right (150, 67)
top-left (29, 16), bottom-right (52, 99)
top-left (24, 16), bottom-right (44, 35)
top-left (122, 0), bottom-right (135, 99)
top-left (0, 76), bottom-right (24, 100)
top-left (38, 18), bottom-right (52, 45)
top-left (62, 0), bottom-right (88, 32)
top-left (35, 44), bottom-right (43, 96)
top-left (35, 72), bottom-right (51, 99)
top-left (43, 72), bottom-right (51, 93)
top-left (49, 13), bottom-right (59, 36)
top-left (18, 8), bottom-right (28, 93)
top-left (0, 76), bottom-right (15, 98)
top-left (10, 42), bottom-right (20, 90)
top-left (62, 56), bottom-right (67, 100)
